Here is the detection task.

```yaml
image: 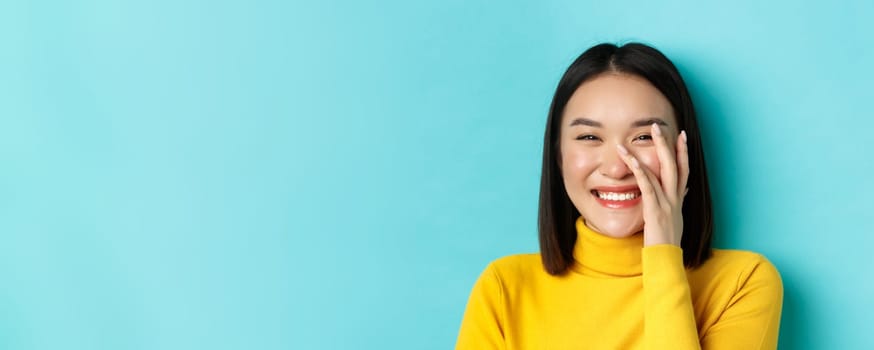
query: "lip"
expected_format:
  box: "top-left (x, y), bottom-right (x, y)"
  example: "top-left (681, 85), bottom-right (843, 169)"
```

top-left (592, 185), bottom-right (640, 193)
top-left (591, 185), bottom-right (642, 209)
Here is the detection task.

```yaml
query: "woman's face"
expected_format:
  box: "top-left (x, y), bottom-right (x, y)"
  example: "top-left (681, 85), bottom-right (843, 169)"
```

top-left (559, 73), bottom-right (679, 238)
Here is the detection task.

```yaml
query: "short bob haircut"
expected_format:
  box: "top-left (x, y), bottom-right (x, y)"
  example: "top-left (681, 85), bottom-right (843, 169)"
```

top-left (538, 42), bottom-right (713, 275)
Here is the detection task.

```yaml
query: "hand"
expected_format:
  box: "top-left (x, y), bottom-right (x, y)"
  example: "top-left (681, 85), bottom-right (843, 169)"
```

top-left (615, 123), bottom-right (689, 247)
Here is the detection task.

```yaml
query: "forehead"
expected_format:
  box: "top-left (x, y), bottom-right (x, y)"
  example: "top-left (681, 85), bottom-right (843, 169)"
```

top-left (561, 73), bottom-right (676, 128)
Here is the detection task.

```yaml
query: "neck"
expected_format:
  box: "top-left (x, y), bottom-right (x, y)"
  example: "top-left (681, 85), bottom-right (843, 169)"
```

top-left (570, 216), bottom-right (644, 277)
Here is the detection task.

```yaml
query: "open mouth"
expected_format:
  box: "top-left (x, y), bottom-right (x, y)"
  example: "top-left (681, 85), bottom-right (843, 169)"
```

top-left (590, 187), bottom-right (643, 209)
top-left (590, 189), bottom-right (642, 201)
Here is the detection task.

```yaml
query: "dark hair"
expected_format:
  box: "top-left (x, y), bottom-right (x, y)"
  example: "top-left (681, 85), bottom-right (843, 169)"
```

top-left (538, 42), bottom-right (713, 275)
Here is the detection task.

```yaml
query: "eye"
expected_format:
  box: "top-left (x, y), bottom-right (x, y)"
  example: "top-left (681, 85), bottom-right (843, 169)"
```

top-left (633, 134), bottom-right (653, 142)
top-left (575, 134), bottom-right (600, 141)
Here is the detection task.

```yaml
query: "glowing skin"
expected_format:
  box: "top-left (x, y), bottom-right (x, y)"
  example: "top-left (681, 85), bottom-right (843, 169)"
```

top-left (559, 73), bottom-right (682, 240)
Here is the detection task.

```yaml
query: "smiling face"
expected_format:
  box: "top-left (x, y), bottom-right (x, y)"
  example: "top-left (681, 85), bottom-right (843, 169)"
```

top-left (559, 73), bottom-right (679, 238)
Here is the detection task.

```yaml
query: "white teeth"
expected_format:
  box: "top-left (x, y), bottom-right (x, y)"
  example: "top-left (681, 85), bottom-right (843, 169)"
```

top-left (597, 191), bottom-right (639, 201)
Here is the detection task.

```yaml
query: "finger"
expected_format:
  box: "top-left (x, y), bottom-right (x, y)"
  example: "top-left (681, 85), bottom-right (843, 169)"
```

top-left (616, 144), bottom-right (666, 211)
top-left (635, 155), bottom-right (669, 209)
top-left (676, 130), bottom-right (690, 199)
top-left (651, 123), bottom-right (678, 202)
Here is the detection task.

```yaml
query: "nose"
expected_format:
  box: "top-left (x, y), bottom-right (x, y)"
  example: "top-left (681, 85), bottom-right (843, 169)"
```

top-left (599, 145), bottom-right (633, 180)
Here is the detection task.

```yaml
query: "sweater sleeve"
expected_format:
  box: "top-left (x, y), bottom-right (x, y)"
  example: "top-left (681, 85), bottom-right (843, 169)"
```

top-left (642, 245), bottom-right (784, 350)
top-left (642, 244), bottom-right (701, 350)
top-left (455, 262), bottom-right (506, 350)
top-left (699, 255), bottom-right (784, 350)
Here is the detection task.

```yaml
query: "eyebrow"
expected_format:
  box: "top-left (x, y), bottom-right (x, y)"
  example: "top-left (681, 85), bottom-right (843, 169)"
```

top-left (568, 117), bottom-right (670, 128)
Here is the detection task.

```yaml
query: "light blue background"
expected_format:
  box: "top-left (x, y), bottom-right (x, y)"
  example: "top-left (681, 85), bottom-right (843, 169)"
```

top-left (1, 1), bottom-right (872, 349)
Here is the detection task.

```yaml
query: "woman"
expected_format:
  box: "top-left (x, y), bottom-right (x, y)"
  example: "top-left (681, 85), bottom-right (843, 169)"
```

top-left (455, 43), bottom-right (783, 349)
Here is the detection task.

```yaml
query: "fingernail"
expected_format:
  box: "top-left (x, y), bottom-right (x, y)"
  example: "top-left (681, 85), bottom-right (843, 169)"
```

top-left (652, 123), bottom-right (662, 136)
top-left (681, 130), bottom-right (687, 143)
top-left (616, 144), bottom-right (629, 155)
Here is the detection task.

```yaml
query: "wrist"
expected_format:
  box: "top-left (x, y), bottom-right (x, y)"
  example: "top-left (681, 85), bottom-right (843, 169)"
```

top-left (643, 235), bottom-right (680, 247)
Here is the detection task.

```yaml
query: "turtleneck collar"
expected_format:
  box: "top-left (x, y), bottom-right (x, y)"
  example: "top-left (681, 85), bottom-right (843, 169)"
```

top-left (570, 216), bottom-right (644, 277)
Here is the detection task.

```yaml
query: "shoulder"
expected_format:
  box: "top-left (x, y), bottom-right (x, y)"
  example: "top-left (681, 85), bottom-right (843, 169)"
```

top-left (693, 249), bottom-right (783, 293)
top-left (480, 253), bottom-right (545, 284)
top-left (488, 253), bottom-right (542, 273)
top-left (706, 249), bottom-right (780, 274)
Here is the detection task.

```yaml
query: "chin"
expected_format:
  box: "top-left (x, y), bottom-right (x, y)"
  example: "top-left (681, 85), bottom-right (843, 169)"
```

top-left (585, 216), bottom-right (643, 238)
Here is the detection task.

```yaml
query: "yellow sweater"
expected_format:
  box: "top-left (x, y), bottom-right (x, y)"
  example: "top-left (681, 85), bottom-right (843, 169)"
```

top-left (456, 217), bottom-right (783, 349)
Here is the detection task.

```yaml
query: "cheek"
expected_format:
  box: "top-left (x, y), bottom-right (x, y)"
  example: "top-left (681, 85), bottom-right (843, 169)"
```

top-left (563, 148), bottom-right (598, 176)
top-left (636, 150), bottom-right (662, 180)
